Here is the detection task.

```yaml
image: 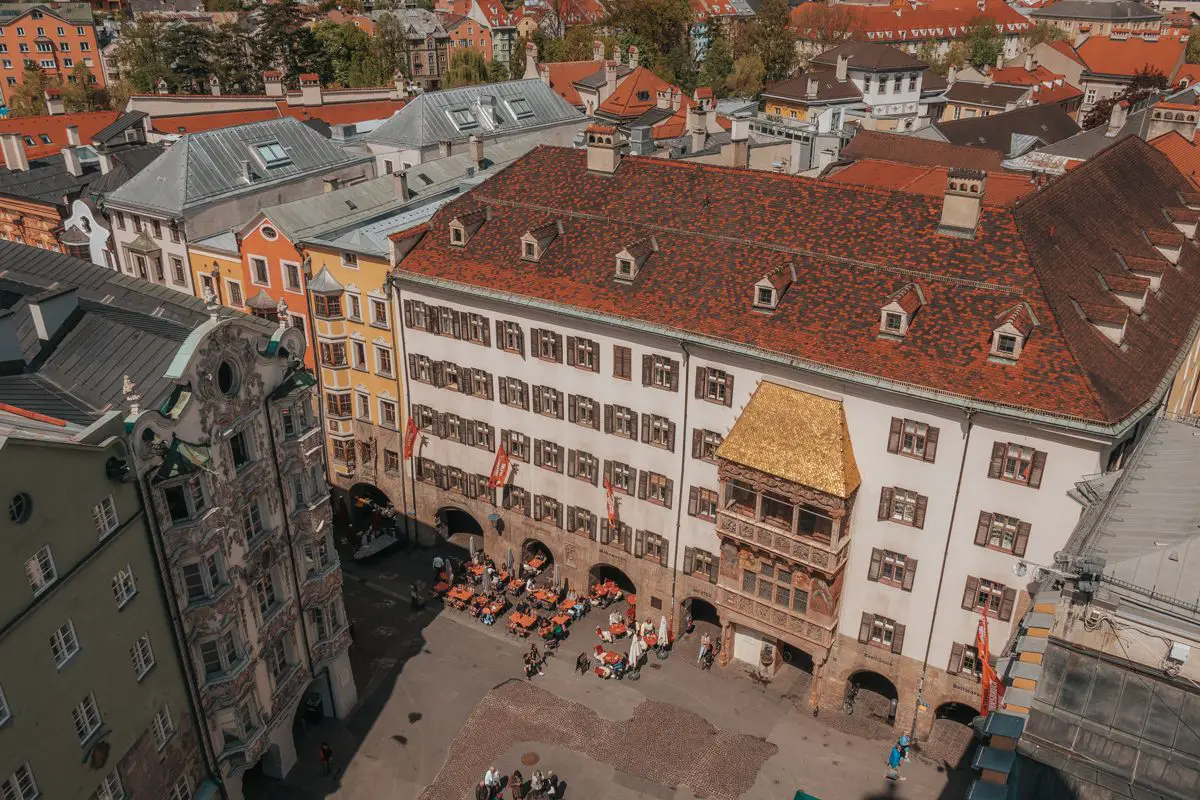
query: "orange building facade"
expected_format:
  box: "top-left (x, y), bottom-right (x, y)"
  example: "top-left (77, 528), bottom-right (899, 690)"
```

top-left (0, 4), bottom-right (104, 105)
top-left (0, 196), bottom-right (62, 251)
top-left (238, 214), bottom-right (316, 369)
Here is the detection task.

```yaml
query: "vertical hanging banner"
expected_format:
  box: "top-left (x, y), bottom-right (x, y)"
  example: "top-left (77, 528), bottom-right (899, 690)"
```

top-left (977, 613), bottom-right (1004, 714)
top-left (403, 417), bottom-right (419, 459)
top-left (488, 446), bottom-right (510, 488)
top-left (604, 477), bottom-right (618, 524)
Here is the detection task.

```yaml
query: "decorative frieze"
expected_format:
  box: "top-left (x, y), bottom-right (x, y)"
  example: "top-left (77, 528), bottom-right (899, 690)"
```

top-left (201, 658), bottom-right (255, 713)
top-left (300, 565), bottom-right (344, 608)
top-left (310, 626), bottom-right (352, 669)
top-left (717, 511), bottom-right (846, 576)
top-left (716, 584), bottom-right (834, 649)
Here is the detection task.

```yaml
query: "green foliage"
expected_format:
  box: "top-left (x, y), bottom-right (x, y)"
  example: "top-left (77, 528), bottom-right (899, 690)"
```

top-left (748, 0), bottom-right (796, 83)
top-left (312, 21), bottom-right (378, 86)
top-left (965, 18), bottom-right (1004, 71)
top-left (444, 49), bottom-right (491, 89)
top-left (603, 0), bottom-right (693, 84)
top-left (373, 12), bottom-right (410, 81)
top-left (211, 22), bottom-right (261, 94)
top-left (1081, 67), bottom-right (1167, 130)
top-left (534, 25), bottom-right (617, 63)
top-left (509, 35), bottom-right (529, 80)
top-left (253, 1), bottom-right (314, 82)
top-left (1023, 21), bottom-right (1068, 48)
top-left (8, 67), bottom-right (51, 116)
top-left (697, 34), bottom-right (733, 96)
top-left (62, 64), bottom-right (109, 112)
top-left (1188, 34), bottom-right (1200, 65)
top-left (917, 39), bottom-right (968, 76)
top-left (163, 23), bottom-right (215, 92)
top-left (114, 17), bottom-right (171, 93)
top-left (726, 54), bottom-right (765, 98)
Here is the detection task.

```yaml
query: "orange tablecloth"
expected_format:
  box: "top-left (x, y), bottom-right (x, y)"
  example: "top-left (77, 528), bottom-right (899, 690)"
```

top-left (558, 599), bottom-right (577, 611)
top-left (528, 555), bottom-right (547, 570)
top-left (626, 593), bottom-right (636, 605)
top-left (484, 602), bottom-right (506, 616)
top-left (433, 581), bottom-right (451, 594)
top-left (643, 633), bottom-right (658, 648)
top-left (531, 590), bottom-right (556, 604)
top-left (551, 614), bottom-right (571, 626)
top-left (509, 612), bottom-right (537, 628)
top-left (600, 651), bottom-right (624, 666)
top-left (467, 563), bottom-right (485, 576)
top-left (448, 586), bottom-right (473, 603)
top-left (609, 623), bottom-right (627, 637)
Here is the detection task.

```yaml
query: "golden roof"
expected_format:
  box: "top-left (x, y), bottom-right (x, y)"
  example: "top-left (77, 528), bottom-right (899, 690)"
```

top-left (716, 381), bottom-right (861, 499)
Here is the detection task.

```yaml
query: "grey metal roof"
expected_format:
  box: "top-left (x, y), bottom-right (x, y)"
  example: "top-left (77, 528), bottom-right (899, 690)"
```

top-left (306, 267), bottom-right (343, 294)
top-left (190, 229), bottom-right (239, 254)
top-left (0, 241), bottom-right (271, 422)
top-left (368, 7), bottom-right (448, 39)
top-left (1031, 0), bottom-right (1160, 22)
top-left (0, 3), bottom-right (93, 24)
top-left (314, 200), bottom-right (448, 258)
top-left (575, 64), bottom-right (632, 90)
top-left (932, 103), bottom-right (1080, 155)
top-left (258, 174), bottom-right (405, 242)
top-left (106, 117), bottom-right (372, 216)
top-left (0, 155), bottom-right (99, 205)
top-left (91, 112), bottom-right (147, 147)
top-left (85, 143), bottom-right (165, 197)
top-left (366, 79), bottom-right (584, 148)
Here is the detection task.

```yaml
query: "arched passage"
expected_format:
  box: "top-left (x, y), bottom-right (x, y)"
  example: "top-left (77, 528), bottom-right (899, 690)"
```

top-left (589, 563), bottom-right (636, 595)
top-left (436, 505), bottom-right (484, 547)
top-left (521, 538), bottom-right (554, 572)
top-left (936, 701), bottom-right (981, 727)
top-left (928, 701), bottom-right (984, 767)
top-left (846, 670), bottom-right (900, 726)
top-left (683, 597), bottom-right (721, 626)
top-left (349, 483), bottom-right (393, 530)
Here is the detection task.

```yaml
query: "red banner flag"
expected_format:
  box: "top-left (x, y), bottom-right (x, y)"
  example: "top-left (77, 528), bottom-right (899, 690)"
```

top-left (403, 417), bottom-right (419, 459)
top-left (977, 613), bottom-right (1004, 714)
top-left (604, 477), bottom-right (618, 524)
top-left (487, 446), bottom-right (510, 488)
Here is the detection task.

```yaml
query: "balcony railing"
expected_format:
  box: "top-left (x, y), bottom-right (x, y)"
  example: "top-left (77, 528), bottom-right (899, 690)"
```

top-left (716, 510), bottom-right (849, 575)
top-left (715, 579), bottom-right (835, 649)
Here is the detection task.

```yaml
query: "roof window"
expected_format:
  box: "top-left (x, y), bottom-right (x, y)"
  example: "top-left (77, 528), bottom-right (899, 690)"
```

top-left (448, 107), bottom-right (478, 131)
top-left (448, 207), bottom-right (488, 247)
top-left (614, 236), bottom-right (657, 282)
top-left (507, 97), bottom-right (534, 120)
top-left (990, 302), bottom-right (1037, 362)
top-left (254, 141), bottom-right (291, 168)
top-left (521, 221), bottom-right (560, 262)
top-left (753, 263), bottom-right (796, 312)
top-left (879, 283), bottom-right (924, 337)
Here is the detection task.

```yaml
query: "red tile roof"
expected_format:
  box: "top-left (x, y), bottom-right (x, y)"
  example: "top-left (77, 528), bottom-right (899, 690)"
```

top-left (1076, 33), bottom-right (1188, 80)
top-left (791, 0), bottom-right (1031, 43)
top-left (541, 60), bottom-right (605, 107)
top-left (396, 138), bottom-right (1200, 426)
top-left (648, 97), bottom-right (732, 140)
top-left (840, 129), bottom-right (1006, 170)
top-left (277, 98), bottom-right (405, 127)
top-left (1151, 131), bottom-right (1200, 188)
top-left (1175, 63), bottom-right (1200, 87)
top-left (0, 110), bottom-right (120, 167)
top-left (828, 159), bottom-right (1035, 206)
top-left (596, 67), bottom-right (674, 120)
top-left (151, 108), bottom-right (281, 135)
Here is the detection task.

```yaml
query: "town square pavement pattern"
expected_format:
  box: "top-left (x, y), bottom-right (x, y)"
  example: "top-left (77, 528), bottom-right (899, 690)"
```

top-left (263, 546), bottom-right (963, 799)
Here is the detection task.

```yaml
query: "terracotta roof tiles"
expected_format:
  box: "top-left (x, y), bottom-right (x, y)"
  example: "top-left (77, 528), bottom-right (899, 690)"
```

top-left (1076, 33), bottom-right (1187, 80)
top-left (841, 129), bottom-right (1005, 170)
top-left (1151, 130), bottom-right (1200, 188)
top-left (0, 110), bottom-right (120, 167)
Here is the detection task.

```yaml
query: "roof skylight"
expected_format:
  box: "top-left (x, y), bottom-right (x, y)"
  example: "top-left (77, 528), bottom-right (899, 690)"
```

top-left (448, 108), bottom-right (479, 131)
top-left (254, 141), bottom-right (291, 167)
top-left (508, 97), bottom-right (534, 120)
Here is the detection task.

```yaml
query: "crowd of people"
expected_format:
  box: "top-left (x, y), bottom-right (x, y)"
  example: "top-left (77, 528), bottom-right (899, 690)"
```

top-left (477, 765), bottom-right (560, 799)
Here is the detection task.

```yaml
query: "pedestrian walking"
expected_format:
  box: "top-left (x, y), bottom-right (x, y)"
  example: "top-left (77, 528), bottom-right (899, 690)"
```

top-left (484, 765), bottom-right (500, 797)
top-left (410, 582), bottom-right (422, 612)
top-left (510, 769), bottom-right (525, 800)
top-left (318, 741), bottom-right (333, 776)
top-left (885, 742), bottom-right (906, 781)
top-left (698, 633), bottom-right (710, 664)
top-left (432, 555), bottom-right (445, 587)
top-left (476, 781), bottom-right (490, 800)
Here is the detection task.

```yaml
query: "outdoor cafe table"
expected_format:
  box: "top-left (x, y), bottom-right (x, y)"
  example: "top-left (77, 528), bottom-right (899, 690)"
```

top-left (433, 581), bottom-right (451, 594)
top-left (643, 633), bottom-right (658, 648)
top-left (557, 599), bottom-right (577, 612)
top-left (527, 554), bottom-right (547, 570)
top-left (531, 589), bottom-right (556, 605)
top-left (506, 578), bottom-right (524, 593)
top-left (447, 586), bottom-right (473, 603)
top-left (466, 563), bottom-right (485, 577)
top-left (595, 650), bottom-right (624, 666)
top-left (509, 611), bottom-right (537, 629)
top-left (551, 614), bottom-right (571, 627)
top-left (483, 600), bottom-right (507, 616)
top-left (608, 623), bottom-right (627, 638)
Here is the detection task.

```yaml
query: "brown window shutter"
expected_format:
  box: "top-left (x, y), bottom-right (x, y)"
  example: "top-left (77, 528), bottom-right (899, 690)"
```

top-left (592, 342), bottom-right (600, 373)
top-left (556, 392), bottom-right (564, 420)
top-left (432, 361), bottom-right (445, 387)
top-left (667, 421), bottom-right (676, 453)
top-left (481, 318), bottom-right (491, 347)
top-left (877, 487), bottom-right (894, 521)
top-left (858, 612), bottom-right (873, 644)
top-left (567, 449), bottom-right (577, 477)
top-left (498, 379), bottom-right (508, 405)
top-left (408, 353), bottom-right (418, 377)
top-left (603, 460), bottom-right (613, 486)
top-left (532, 385), bottom-right (543, 414)
top-left (567, 506), bottom-right (577, 531)
top-left (924, 426), bottom-right (939, 463)
top-left (533, 441), bottom-right (543, 468)
top-left (600, 519), bottom-right (610, 545)
top-left (494, 319), bottom-right (503, 347)
top-left (891, 623), bottom-right (905, 654)
top-left (659, 540), bottom-right (669, 567)
top-left (642, 354), bottom-right (652, 386)
top-left (638, 471), bottom-right (648, 499)
top-left (591, 400), bottom-right (601, 430)
top-left (530, 327), bottom-right (541, 356)
top-left (566, 336), bottom-right (577, 366)
top-left (867, 548), bottom-right (883, 581)
top-left (913, 495), bottom-right (928, 529)
top-left (452, 311), bottom-right (463, 339)
top-left (463, 422), bottom-right (475, 447)
top-left (1029, 450), bottom-right (1047, 489)
top-left (486, 375), bottom-right (494, 401)
top-left (555, 503), bottom-right (563, 529)
top-left (723, 373), bottom-right (734, 406)
top-left (988, 441), bottom-right (1006, 478)
top-left (516, 327), bottom-right (525, 357)
top-left (1013, 521), bottom-right (1031, 557)
top-left (684, 547), bottom-right (695, 575)
top-left (695, 366), bottom-right (706, 399)
top-left (603, 404), bottom-right (614, 433)
top-left (635, 530), bottom-right (645, 558)
top-left (523, 492), bottom-right (531, 517)
top-left (668, 360), bottom-right (679, 391)
top-left (688, 486), bottom-right (699, 516)
top-left (502, 487), bottom-right (513, 509)
top-left (902, 558), bottom-right (917, 592)
top-left (947, 642), bottom-right (965, 675)
top-left (520, 381), bottom-right (530, 411)
top-left (999, 587), bottom-right (1017, 621)
top-left (887, 418), bottom-right (902, 453)
top-left (692, 428), bottom-right (702, 458)
top-left (403, 300), bottom-right (413, 327)
top-left (664, 478), bottom-right (674, 509)
top-left (962, 576), bottom-right (980, 611)
top-left (553, 332), bottom-right (563, 363)
top-left (534, 495), bottom-right (544, 520)
top-left (459, 367), bottom-right (473, 394)
top-left (641, 414), bottom-right (651, 443)
top-left (568, 394), bottom-right (577, 423)
top-left (975, 511), bottom-right (993, 547)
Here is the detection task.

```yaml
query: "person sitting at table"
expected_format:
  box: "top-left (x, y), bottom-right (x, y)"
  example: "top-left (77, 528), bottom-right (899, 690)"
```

top-left (551, 622), bottom-right (566, 642)
top-left (482, 611), bottom-right (495, 626)
top-left (525, 576), bottom-right (536, 593)
top-left (608, 611), bottom-right (622, 628)
top-left (596, 626), bottom-right (614, 644)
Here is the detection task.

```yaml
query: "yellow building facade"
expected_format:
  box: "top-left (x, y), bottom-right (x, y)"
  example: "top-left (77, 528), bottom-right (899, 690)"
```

top-left (186, 233), bottom-right (248, 311)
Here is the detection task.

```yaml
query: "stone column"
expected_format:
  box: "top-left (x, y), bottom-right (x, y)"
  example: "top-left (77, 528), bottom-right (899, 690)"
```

top-left (328, 649), bottom-right (358, 719)
top-left (719, 621), bottom-right (734, 667)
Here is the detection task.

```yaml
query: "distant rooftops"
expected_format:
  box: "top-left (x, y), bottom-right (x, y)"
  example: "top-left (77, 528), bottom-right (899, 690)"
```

top-left (1031, 0), bottom-right (1161, 22)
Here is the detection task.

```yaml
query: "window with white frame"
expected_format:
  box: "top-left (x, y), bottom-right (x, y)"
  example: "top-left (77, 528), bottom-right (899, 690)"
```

top-left (1, 763), bottom-right (38, 800)
top-left (611, 405), bottom-right (636, 438)
top-left (24, 545), bottom-right (56, 594)
top-left (163, 476), bottom-right (205, 523)
top-left (255, 571), bottom-right (279, 618)
top-left (648, 354), bottom-right (676, 389)
top-left (648, 415), bottom-right (672, 449)
top-left (112, 564), bottom-right (137, 607)
top-left (181, 552), bottom-right (223, 604)
top-left (92, 495), bottom-right (118, 537)
top-left (250, 257), bottom-right (269, 286)
top-left (370, 298), bottom-right (389, 327)
top-left (264, 636), bottom-right (290, 684)
top-left (219, 701), bottom-right (259, 747)
top-left (303, 535), bottom-right (335, 577)
top-left (351, 339), bottom-right (367, 370)
top-left (284, 262), bottom-right (302, 291)
top-left (375, 345), bottom-right (393, 377)
top-left (646, 472), bottom-right (671, 505)
top-left (51, 619), bottom-right (79, 667)
top-left (355, 391), bottom-right (371, 422)
top-left (312, 602), bottom-right (342, 641)
top-left (167, 776), bottom-right (191, 800)
top-left (230, 429), bottom-right (253, 469)
top-left (379, 399), bottom-right (398, 429)
top-left (241, 498), bottom-right (265, 542)
top-left (608, 461), bottom-right (635, 494)
top-left (198, 629), bottom-right (240, 679)
top-left (73, 692), bottom-right (102, 744)
top-left (228, 280), bottom-right (244, 307)
top-left (96, 768), bottom-right (124, 800)
top-left (152, 705), bottom-right (174, 750)
top-left (500, 320), bottom-right (522, 352)
top-left (130, 633), bottom-right (155, 679)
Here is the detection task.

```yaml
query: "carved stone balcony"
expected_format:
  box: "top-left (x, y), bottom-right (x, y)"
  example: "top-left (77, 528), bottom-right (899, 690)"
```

top-left (267, 663), bottom-right (308, 725)
top-left (218, 723), bottom-right (270, 775)
top-left (276, 424), bottom-right (323, 469)
top-left (717, 510), bottom-right (849, 576)
top-left (288, 493), bottom-right (332, 535)
top-left (257, 597), bottom-right (298, 652)
top-left (310, 625), bottom-right (352, 670)
top-left (200, 655), bottom-right (255, 714)
top-left (300, 563), bottom-right (343, 608)
top-left (716, 579), bottom-right (836, 652)
top-left (182, 583), bottom-right (241, 640)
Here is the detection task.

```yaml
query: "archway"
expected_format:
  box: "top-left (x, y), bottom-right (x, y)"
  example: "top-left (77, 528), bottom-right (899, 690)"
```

top-left (348, 483), bottom-right (393, 531)
top-left (521, 538), bottom-right (554, 574)
top-left (680, 597), bottom-right (721, 646)
top-left (927, 701), bottom-right (984, 767)
top-left (846, 670), bottom-right (899, 726)
top-left (589, 563), bottom-right (636, 595)
top-left (292, 675), bottom-right (332, 752)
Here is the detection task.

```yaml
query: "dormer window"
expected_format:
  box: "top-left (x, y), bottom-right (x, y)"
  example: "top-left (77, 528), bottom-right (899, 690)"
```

top-left (448, 107), bottom-right (478, 131)
top-left (521, 221), bottom-right (560, 262)
top-left (617, 258), bottom-right (634, 277)
top-left (995, 333), bottom-right (1018, 356)
top-left (884, 311), bottom-right (904, 332)
top-left (991, 302), bottom-right (1036, 361)
top-left (756, 287), bottom-right (774, 306)
top-left (254, 141), bottom-right (290, 168)
top-left (753, 263), bottom-right (794, 311)
top-left (448, 207), bottom-right (487, 247)
top-left (614, 236), bottom-right (657, 282)
top-left (523, 241), bottom-right (537, 260)
top-left (451, 226), bottom-right (464, 245)
top-left (879, 283), bottom-right (924, 337)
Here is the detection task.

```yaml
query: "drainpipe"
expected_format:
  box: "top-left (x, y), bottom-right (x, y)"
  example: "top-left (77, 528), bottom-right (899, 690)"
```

top-left (391, 275), bottom-right (419, 544)
top-left (668, 341), bottom-right (692, 635)
top-left (909, 407), bottom-right (975, 743)
top-left (130, 451), bottom-right (228, 799)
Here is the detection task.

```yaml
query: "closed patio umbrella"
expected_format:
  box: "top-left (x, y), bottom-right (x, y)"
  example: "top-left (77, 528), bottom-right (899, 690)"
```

top-left (553, 562), bottom-right (560, 585)
top-left (506, 548), bottom-right (515, 572)
top-left (658, 616), bottom-right (668, 644)
top-left (628, 630), bottom-right (642, 667)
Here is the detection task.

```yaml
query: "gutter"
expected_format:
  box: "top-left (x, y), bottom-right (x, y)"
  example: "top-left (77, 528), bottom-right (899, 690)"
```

top-left (392, 271), bottom-right (1197, 439)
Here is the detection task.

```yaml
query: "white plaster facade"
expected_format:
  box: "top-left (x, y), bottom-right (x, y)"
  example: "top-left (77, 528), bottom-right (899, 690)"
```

top-left (62, 198), bottom-right (114, 269)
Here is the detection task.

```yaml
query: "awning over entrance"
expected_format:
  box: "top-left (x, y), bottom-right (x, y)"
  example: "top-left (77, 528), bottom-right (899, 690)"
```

top-left (716, 381), bottom-right (860, 499)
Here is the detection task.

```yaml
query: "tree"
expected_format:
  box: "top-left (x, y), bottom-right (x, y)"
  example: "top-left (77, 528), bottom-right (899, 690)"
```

top-left (253, 0), bottom-right (310, 81)
top-left (114, 16), bottom-right (171, 93)
top-left (917, 39), bottom-right (968, 76)
top-left (534, 26), bottom-right (617, 64)
top-left (8, 67), bottom-right (51, 116)
top-left (212, 22), bottom-right (261, 94)
top-left (509, 35), bottom-right (529, 80)
top-left (604, 0), bottom-right (693, 83)
top-left (1023, 21), bottom-right (1068, 49)
top-left (204, 0), bottom-right (241, 11)
top-left (1188, 33), bottom-right (1200, 65)
top-left (162, 22), bottom-right (215, 92)
top-left (788, 2), bottom-right (864, 55)
top-left (1081, 67), bottom-right (1167, 129)
top-left (746, 0), bottom-right (796, 82)
top-left (444, 49), bottom-right (490, 88)
top-left (372, 12), bottom-right (410, 81)
top-left (697, 33), bottom-right (733, 96)
top-left (61, 64), bottom-right (109, 112)
top-left (312, 21), bottom-right (377, 86)
top-left (726, 54), bottom-right (765, 97)
top-left (487, 59), bottom-right (509, 83)
top-left (965, 18), bottom-right (1004, 70)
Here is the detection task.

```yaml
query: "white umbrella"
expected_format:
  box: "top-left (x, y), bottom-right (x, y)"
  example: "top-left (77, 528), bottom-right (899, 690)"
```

top-left (627, 631), bottom-right (642, 667)
top-left (506, 548), bottom-right (515, 572)
top-left (446, 560), bottom-right (454, 585)
top-left (658, 615), bottom-right (668, 645)
top-left (469, 537), bottom-right (478, 557)
top-left (553, 562), bottom-right (560, 585)
top-left (481, 569), bottom-right (491, 593)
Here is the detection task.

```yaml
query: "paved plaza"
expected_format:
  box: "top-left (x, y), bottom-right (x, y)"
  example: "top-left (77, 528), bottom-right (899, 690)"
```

top-left (249, 543), bottom-right (971, 799)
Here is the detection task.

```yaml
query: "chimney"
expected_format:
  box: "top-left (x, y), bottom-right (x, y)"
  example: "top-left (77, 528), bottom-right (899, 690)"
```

top-left (593, 40), bottom-right (604, 62)
top-left (605, 61), bottom-right (618, 96)
top-left (629, 125), bottom-right (655, 156)
top-left (300, 73), bottom-right (322, 106)
top-left (939, 169), bottom-right (986, 237)
top-left (656, 88), bottom-right (671, 110)
top-left (155, 77), bottom-right (169, 95)
top-left (836, 54), bottom-right (849, 82)
top-left (243, 159), bottom-right (254, 183)
top-left (0, 133), bottom-right (28, 172)
top-left (263, 71), bottom-right (284, 98)
top-left (65, 125), bottom-right (80, 147)
top-left (395, 169), bottom-right (409, 201)
top-left (469, 134), bottom-right (484, 171)
top-left (628, 45), bottom-right (639, 70)
top-left (208, 73), bottom-right (221, 96)
top-left (1024, 52), bottom-right (1034, 71)
top-left (63, 147), bottom-right (82, 177)
top-left (585, 124), bottom-right (623, 175)
top-left (996, 50), bottom-right (1005, 69)
top-left (724, 116), bottom-right (750, 169)
top-left (523, 41), bottom-right (539, 80)
top-left (27, 287), bottom-right (78, 342)
top-left (687, 104), bottom-right (706, 153)
top-left (323, 177), bottom-right (339, 192)
top-left (44, 89), bottom-right (64, 115)
top-left (539, 63), bottom-right (551, 86)
top-left (99, 151), bottom-right (113, 175)
top-left (977, 0), bottom-right (986, 9)
top-left (1106, 100), bottom-right (1129, 136)
top-left (394, 70), bottom-right (410, 99)
top-left (671, 89), bottom-right (681, 112)
top-left (806, 76), bottom-right (820, 98)
top-left (984, 72), bottom-right (994, 87)
top-left (611, 46), bottom-right (622, 65)
top-left (439, 140), bottom-right (452, 158)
